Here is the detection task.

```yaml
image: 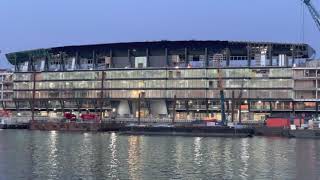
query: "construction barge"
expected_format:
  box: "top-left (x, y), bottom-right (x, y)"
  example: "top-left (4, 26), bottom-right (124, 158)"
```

top-left (2, 116), bottom-right (320, 138)
top-left (27, 120), bottom-right (254, 137)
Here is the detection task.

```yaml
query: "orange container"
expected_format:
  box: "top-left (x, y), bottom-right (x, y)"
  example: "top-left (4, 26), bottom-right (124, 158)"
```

top-left (266, 118), bottom-right (290, 128)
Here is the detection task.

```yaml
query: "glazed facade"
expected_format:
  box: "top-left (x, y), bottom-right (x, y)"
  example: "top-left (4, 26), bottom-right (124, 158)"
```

top-left (5, 41), bottom-right (318, 121)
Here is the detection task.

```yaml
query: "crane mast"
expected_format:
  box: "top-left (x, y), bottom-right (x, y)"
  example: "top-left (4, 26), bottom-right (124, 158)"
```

top-left (303, 0), bottom-right (320, 32)
top-left (217, 68), bottom-right (226, 126)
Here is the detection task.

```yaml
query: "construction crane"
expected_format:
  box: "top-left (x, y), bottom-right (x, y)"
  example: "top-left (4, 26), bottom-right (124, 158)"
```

top-left (217, 67), bottom-right (226, 126)
top-left (214, 52), bottom-right (227, 126)
top-left (303, 0), bottom-right (320, 31)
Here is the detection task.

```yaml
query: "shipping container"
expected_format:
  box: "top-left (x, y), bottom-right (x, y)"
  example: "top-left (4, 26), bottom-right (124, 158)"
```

top-left (266, 118), bottom-right (290, 128)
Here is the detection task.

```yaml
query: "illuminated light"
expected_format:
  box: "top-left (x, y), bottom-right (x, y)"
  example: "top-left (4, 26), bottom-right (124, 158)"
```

top-left (17, 112), bottom-right (21, 116)
top-left (244, 100), bottom-right (248, 104)
top-left (53, 108), bottom-right (56, 111)
top-left (175, 66), bottom-right (179, 69)
top-left (196, 109), bottom-right (200, 112)
top-left (243, 90), bottom-right (247, 92)
top-left (86, 109), bottom-right (89, 111)
top-left (258, 100), bottom-right (262, 104)
top-left (229, 100), bottom-right (232, 103)
top-left (276, 101), bottom-right (279, 104)
top-left (112, 108), bottom-right (116, 112)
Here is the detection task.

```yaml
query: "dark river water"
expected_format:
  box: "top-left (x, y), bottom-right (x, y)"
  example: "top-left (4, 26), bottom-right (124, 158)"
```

top-left (0, 130), bottom-right (319, 180)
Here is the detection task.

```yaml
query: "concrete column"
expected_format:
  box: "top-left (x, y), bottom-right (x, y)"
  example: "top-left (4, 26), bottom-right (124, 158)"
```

top-left (45, 55), bottom-right (49, 71)
top-left (14, 55), bottom-right (18, 72)
top-left (165, 48), bottom-right (169, 67)
top-left (60, 52), bottom-right (65, 71)
top-left (29, 56), bottom-right (34, 72)
top-left (92, 50), bottom-right (97, 69)
top-left (285, 54), bottom-right (289, 67)
top-left (75, 51), bottom-right (80, 70)
top-left (146, 48), bottom-right (150, 67)
top-left (246, 45), bottom-right (251, 67)
top-left (291, 45), bottom-right (296, 66)
top-left (109, 49), bottom-right (113, 68)
top-left (205, 48), bottom-right (208, 67)
top-left (268, 45), bottom-right (273, 66)
top-left (225, 48), bottom-right (230, 67)
top-left (185, 48), bottom-right (189, 66)
top-left (128, 49), bottom-right (132, 68)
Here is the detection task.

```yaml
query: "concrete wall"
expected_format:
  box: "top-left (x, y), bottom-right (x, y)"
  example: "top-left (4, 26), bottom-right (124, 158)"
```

top-left (117, 100), bottom-right (130, 116)
top-left (150, 100), bottom-right (167, 116)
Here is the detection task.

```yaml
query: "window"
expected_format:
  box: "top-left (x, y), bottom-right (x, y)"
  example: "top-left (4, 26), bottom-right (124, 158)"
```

top-left (138, 63), bottom-right (144, 68)
top-left (176, 71), bottom-right (181, 78)
top-left (209, 81), bottom-right (214, 88)
top-left (168, 71), bottom-right (173, 78)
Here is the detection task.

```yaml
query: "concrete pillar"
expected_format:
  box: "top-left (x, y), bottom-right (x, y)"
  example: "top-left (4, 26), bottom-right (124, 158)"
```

top-left (225, 48), bottom-right (230, 67)
top-left (118, 100), bottom-right (130, 117)
top-left (14, 55), bottom-right (18, 72)
top-left (60, 52), bottom-right (65, 71)
top-left (165, 48), bottom-right (169, 67)
top-left (246, 45), bottom-right (251, 67)
top-left (75, 51), bottom-right (80, 70)
top-left (146, 48), bottom-right (150, 67)
top-left (150, 100), bottom-right (168, 116)
top-left (185, 48), bottom-right (189, 66)
top-left (109, 49), bottom-right (113, 68)
top-left (92, 50), bottom-right (97, 69)
top-left (29, 56), bottom-right (34, 72)
top-left (205, 48), bottom-right (208, 67)
top-left (268, 45), bottom-right (273, 66)
top-left (291, 45), bottom-right (296, 66)
top-left (128, 49), bottom-right (132, 68)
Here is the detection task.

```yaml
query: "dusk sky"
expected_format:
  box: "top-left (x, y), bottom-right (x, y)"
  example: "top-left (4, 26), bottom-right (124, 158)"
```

top-left (0, 0), bottom-right (319, 68)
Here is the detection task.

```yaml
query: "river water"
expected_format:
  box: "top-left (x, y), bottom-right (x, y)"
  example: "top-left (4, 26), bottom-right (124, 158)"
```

top-left (0, 130), bottom-right (319, 180)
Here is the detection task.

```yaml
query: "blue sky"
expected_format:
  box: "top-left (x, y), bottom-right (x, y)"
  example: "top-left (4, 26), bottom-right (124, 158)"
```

top-left (0, 0), bottom-right (319, 68)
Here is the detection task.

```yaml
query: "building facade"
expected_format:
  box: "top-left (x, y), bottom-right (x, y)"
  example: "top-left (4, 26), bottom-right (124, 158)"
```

top-left (0, 70), bottom-right (14, 113)
top-left (5, 40), bottom-right (317, 122)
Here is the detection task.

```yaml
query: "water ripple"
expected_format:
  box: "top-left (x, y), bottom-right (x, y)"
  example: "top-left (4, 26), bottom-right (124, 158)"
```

top-left (0, 131), bottom-right (320, 179)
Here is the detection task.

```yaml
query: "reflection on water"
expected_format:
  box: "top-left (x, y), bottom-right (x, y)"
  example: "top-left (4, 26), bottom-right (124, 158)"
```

top-left (108, 132), bottom-right (119, 179)
top-left (128, 136), bottom-right (141, 180)
top-left (48, 131), bottom-right (58, 179)
top-left (0, 130), bottom-right (320, 180)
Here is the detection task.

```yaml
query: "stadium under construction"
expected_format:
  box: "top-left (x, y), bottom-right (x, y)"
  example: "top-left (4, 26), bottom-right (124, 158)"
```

top-left (4, 40), bottom-right (320, 122)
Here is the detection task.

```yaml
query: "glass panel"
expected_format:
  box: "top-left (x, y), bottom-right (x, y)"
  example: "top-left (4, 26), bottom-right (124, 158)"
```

top-left (14, 73), bottom-right (32, 81)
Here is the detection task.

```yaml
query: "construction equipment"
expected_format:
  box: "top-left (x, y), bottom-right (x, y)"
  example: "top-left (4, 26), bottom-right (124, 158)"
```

top-left (303, 0), bottom-right (320, 31)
